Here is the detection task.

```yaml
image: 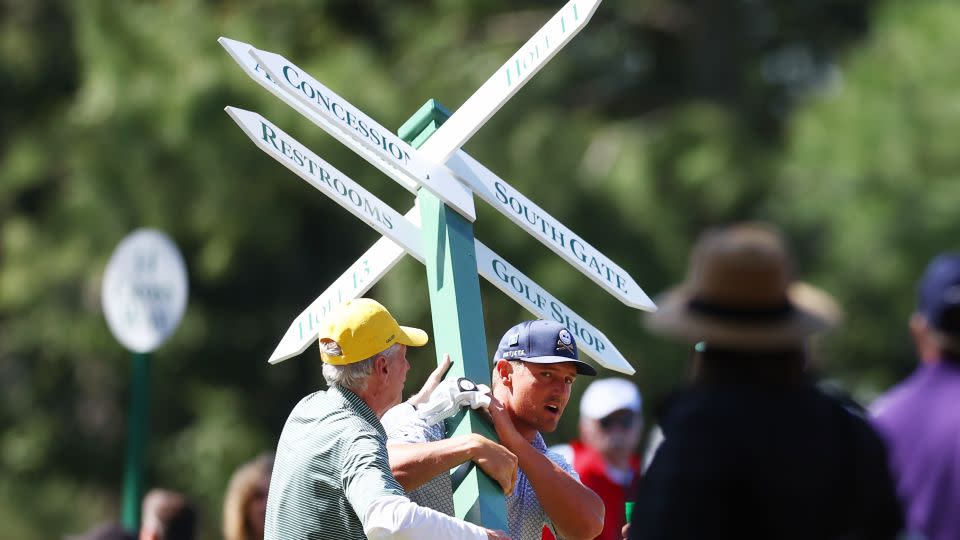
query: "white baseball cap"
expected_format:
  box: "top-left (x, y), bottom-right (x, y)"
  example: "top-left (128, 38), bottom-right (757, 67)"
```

top-left (579, 378), bottom-right (642, 420)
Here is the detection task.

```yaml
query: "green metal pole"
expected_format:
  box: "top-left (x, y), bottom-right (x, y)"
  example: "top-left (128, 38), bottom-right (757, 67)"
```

top-left (121, 351), bottom-right (150, 532)
top-left (399, 100), bottom-right (508, 531)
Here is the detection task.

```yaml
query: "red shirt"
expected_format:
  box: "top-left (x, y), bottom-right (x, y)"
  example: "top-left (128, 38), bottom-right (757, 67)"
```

top-left (543, 440), bottom-right (640, 540)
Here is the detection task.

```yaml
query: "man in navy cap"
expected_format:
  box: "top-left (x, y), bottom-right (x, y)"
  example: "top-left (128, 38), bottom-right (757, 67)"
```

top-left (382, 319), bottom-right (604, 540)
top-left (872, 253), bottom-right (960, 540)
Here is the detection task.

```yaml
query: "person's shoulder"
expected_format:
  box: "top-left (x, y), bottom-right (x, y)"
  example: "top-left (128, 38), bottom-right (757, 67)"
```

top-left (541, 439), bottom-right (579, 479)
top-left (288, 389), bottom-right (330, 415)
top-left (868, 367), bottom-right (933, 420)
top-left (299, 391), bottom-right (381, 438)
top-left (544, 444), bottom-right (573, 468)
top-left (815, 379), bottom-right (869, 419)
top-left (381, 402), bottom-right (416, 429)
top-left (659, 384), bottom-right (852, 442)
top-left (657, 387), bottom-right (740, 432)
top-left (804, 384), bottom-right (890, 453)
top-left (547, 443), bottom-right (574, 465)
top-left (382, 403), bottom-right (445, 443)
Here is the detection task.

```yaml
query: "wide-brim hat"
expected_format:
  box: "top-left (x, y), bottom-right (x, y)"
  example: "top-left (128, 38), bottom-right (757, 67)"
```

top-left (646, 223), bottom-right (839, 348)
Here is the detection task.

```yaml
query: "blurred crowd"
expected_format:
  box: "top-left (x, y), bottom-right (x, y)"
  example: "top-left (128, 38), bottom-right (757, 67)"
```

top-left (69, 453), bottom-right (272, 540)
top-left (69, 222), bottom-right (959, 540)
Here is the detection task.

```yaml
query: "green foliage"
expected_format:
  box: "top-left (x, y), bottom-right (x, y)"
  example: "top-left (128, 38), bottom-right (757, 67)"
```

top-left (772, 0), bottom-right (960, 393)
top-left (4, 0), bottom-right (958, 537)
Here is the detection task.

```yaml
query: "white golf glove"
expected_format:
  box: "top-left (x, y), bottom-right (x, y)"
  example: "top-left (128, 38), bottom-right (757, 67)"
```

top-left (416, 377), bottom-right (491, 426)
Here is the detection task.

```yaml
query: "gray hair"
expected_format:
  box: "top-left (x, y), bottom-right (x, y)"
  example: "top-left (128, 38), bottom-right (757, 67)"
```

top-left (322, 342), bottom-right (402, 393)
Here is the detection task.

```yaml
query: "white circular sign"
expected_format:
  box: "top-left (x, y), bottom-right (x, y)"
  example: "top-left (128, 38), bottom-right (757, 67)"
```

top-left (102, 229), bottom-right (188, 353)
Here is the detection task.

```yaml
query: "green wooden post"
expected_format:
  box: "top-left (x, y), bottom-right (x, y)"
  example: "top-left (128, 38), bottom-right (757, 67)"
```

top-left (399, 99), bottom-right (508, 531)
top-left (121, 352), bottom-right (151, 531)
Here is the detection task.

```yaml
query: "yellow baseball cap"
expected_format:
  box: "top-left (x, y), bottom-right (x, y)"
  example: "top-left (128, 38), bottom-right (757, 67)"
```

top-left (319, 298), bottom-right (428, 365)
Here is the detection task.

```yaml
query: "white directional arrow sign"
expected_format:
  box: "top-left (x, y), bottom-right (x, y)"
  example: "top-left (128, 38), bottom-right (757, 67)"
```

top-left (220, 37), bottom-right (418, 193)
top-left (269, 229), bottom-right (634, 374)
top-left (473, 241), bottom-right (631, 374)
top-left (419, 0), bottom-right (603, 164)
top-left (226, 107), bottom-right (424, 258)
top-left (231, 108), bottom-right (634, 374)
top-left (269, 225), bottom-right (634, 374)
top-left (247, 47), bottom-right (477, 221)
top-left (269, 232), bottom-right (409, 362)
top-left (220, 37), bottom-right (474, 220)
top-left (232, 36), bottom-right (653, 311)
top-left (446, 152), bottom-right (655, 311)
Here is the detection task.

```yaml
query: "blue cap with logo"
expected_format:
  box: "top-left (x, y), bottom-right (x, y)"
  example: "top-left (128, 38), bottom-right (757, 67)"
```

top-left (918, 252), bottom-right (960, 339)
top-left (494, 320), bottom-right (598, 376)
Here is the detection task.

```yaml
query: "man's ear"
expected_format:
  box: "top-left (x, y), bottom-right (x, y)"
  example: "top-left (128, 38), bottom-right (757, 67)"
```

top-left (494, 359), bottom-right (513, 388)
top-left (909, 312), bottom-right (926, 339)
top-left (376, 354), bottom-right (391, 376)
top-left (911, 313), bottom-right (941, 364)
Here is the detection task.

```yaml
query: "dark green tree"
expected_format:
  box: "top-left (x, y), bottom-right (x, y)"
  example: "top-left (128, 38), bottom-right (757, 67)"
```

top-left (11, 0), bottom-right (954, 537)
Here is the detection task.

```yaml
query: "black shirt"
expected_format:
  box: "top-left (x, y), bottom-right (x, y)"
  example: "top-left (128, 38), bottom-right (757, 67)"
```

top-left (630, 381), bottom-right (903, 540)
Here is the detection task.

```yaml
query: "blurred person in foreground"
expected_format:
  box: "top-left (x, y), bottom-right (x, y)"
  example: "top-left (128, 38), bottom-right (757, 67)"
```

top-left (382, 319), bottom-right (605, 540)
top-left (223, 452), bottom-right (273, 540)
top-left (871, 252), bottom-right (960, 540)
top-left (140, 489), bottom-right (197, 540)
top-left (549, 378), bottom-right (642, 540)
top-left (264, 298), bottom-right (509, 540)
top-left (626, 223), bottom-right (903, 540)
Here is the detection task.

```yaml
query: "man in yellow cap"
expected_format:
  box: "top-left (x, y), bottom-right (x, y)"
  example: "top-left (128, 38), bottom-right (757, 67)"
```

top-left (264, 298), bottom-right (509, 540)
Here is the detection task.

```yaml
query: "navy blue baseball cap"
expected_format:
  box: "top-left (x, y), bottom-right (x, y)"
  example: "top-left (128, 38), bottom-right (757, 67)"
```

top-left (494, 320), bottom-right (598, 376)
top-left (918, 252), bottom-right (960, 338)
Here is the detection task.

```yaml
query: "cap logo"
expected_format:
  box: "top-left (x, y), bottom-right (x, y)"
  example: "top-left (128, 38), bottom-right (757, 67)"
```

top-left (320, 338), bottom-right (344, 357)
top-left (385, 333), bottom-right (396, 344)
top-left (502, 349), bottom-right (526, 358)
top-left (508, 333), bottom-right (520, 346)
top-left (556, 329), bottom-right (575, 353)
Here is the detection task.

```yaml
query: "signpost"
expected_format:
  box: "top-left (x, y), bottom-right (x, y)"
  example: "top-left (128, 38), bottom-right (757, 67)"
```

top-left (102, 229), bottom-right (188, 531)
top-left (219, 36), bottom-right (419, 194)
top-left (446, 151), bottom-right (655, 310)
top-left (249, 45), bottom-right (477, 221)
top-left (226, 108), bottom-right (424, 258)
top-left (416, 0), bottom-right (603, 164)
top-left (268, 232), bottom-right (410, 362)
top-left (223, 36), bottom-right (651, 311)
top-left (229, 108), bottom-right (635, 373)
top-left (222, 0), bottom-right (654, 530)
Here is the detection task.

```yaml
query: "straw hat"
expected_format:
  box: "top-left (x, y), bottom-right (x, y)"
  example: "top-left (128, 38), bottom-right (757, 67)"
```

top-left (646, 223), bottom-right (838, 348)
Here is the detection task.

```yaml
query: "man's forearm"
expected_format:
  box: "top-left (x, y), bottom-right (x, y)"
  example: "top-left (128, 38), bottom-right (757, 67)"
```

top-left (387, 438), bottom-right (475, 492)
top-left (508, 437), bottom-right (604, 540)
top-left (363, 495), bottom-right (489, 540)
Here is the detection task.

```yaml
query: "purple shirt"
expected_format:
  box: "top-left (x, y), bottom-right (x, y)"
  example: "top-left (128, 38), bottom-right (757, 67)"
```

top-left (871, 361), bottom-right (960, 540)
